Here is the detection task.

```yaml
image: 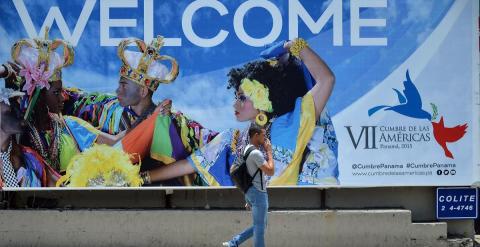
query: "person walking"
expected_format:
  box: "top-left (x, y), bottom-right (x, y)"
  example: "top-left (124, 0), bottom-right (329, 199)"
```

top-left (223, 124), bottom-right (274, 247)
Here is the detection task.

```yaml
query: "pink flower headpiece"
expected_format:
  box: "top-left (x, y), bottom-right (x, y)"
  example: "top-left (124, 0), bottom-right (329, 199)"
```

top-left (18, 62), bottom-right (53, 96)
top-left (11, 28), bottom-right (74, 96)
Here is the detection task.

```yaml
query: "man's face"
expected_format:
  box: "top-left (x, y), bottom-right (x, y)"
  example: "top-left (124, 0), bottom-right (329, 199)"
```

top-left (1, 100), bottom-right (24, 135)
top-left (252, 129), bottom-right (266, 146)
top-left (258, 129), bottom-right (266, 145)
top-left (116, 77), bottom-right (143, 107)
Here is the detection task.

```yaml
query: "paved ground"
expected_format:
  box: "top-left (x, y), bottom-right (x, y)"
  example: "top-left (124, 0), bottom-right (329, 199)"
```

top-left (475, 235), bottom-right (479, 247)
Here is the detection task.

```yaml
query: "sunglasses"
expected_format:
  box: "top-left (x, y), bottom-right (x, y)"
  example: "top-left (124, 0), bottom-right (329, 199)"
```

top-left (235, 94), bottom-right (247, 102)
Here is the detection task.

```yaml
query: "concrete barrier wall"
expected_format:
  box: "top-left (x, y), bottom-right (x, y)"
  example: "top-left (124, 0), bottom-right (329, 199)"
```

top-left (0, 187), bottom-right (475, 239)
top-left (0, 209), bottom-right (448, 247)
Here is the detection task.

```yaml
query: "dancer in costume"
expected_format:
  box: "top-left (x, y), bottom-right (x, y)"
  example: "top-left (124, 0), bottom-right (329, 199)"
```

top-left (107, 36), bottom-right (217, 186)
top-left (141, 38), bottom-right (338, 186)
top-left (7, 29), bottom-right (123, 175)
top-left (0, 87), bottom-right (59, 187)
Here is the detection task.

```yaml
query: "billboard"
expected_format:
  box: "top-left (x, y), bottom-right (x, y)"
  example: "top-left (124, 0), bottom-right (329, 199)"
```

top-left (0, 0), bottom-right (478, 189)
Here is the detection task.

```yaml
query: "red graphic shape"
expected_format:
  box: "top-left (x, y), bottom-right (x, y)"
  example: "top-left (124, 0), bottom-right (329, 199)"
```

top-left (432, 116), bottom-right (468, 159)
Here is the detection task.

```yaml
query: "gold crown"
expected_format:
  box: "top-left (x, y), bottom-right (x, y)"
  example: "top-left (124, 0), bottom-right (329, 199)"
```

top-left (11, 27), bottom-right (74, 82)
top-left (117, 36), bottom-right (179, 92)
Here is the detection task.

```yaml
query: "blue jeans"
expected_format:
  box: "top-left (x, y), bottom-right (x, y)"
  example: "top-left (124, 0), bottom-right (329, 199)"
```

top-left (226, 186), bottom-right (268, 247)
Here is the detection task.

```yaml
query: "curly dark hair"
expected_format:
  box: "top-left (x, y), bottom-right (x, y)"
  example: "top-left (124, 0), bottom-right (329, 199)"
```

top-left (227, 56), bottom-right (308, 118)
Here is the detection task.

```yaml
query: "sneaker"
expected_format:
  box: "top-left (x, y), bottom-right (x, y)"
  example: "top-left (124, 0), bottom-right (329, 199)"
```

top-left (222, 242), bottom-right (230, 247)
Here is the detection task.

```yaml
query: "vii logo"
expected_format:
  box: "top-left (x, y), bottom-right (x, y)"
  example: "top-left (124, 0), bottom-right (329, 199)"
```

top-left (345, 126), bottom-right (377, 149)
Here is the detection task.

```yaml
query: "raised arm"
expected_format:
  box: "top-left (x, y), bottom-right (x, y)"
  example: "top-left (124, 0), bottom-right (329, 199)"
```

top-left (284, 39), bottom-right (335, 121)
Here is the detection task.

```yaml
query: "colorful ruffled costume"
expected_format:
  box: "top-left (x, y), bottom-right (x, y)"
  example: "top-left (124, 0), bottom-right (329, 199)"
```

top-left (116, 100), bottom-right (218, 182)
top-left (63, 87), bottom-right (218, 170)
top-left (63, 88), bottom-right (134, 135)
top-left (1, 143), bottom-right (60, 188)
top-left (17, 145), bottom-right (60, 187)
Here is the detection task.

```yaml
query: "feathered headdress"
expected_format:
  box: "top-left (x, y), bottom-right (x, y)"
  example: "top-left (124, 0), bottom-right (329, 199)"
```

top-left (56, 145), bottom-right (143, 187)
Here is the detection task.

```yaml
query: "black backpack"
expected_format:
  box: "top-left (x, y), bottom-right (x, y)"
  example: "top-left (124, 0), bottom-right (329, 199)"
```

top-left (230, 146), bottom-right (263, 193)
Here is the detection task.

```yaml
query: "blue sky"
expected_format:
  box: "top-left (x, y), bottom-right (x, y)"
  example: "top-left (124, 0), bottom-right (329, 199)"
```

top-left (0, 0), bottom-right (453, 131)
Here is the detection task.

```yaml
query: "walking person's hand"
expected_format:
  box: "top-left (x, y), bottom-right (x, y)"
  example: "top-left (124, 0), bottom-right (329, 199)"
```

top-left (245, 203), bottom-right (251, 211)
top-left (263, 138), bottom-right (272, 153)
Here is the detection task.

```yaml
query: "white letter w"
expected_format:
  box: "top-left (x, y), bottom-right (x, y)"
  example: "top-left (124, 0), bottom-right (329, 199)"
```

top-left (12, 0), bottom-right (96, 46)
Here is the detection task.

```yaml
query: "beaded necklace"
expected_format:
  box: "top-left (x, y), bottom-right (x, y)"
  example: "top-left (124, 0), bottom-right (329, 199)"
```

top-left (27, 114), bottom-right (62, 171)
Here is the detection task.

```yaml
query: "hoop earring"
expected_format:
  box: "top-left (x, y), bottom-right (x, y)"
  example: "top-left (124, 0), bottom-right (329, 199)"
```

top-left (255, 112), bottom-right (268, 126)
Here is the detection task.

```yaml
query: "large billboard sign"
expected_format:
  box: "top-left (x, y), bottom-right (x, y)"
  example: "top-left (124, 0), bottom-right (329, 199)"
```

top-left (0, 0), bottom-right (478, 189)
